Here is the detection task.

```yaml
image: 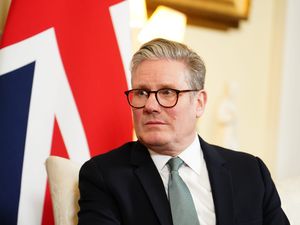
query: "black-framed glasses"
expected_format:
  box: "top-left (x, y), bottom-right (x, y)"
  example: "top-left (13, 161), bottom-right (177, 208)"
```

top-left (124, 88), bottom-right (200, 109)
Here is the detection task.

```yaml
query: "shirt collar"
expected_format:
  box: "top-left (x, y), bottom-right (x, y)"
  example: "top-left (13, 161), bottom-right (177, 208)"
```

top-left (148, 149), bottom-right (172, 172)
top-left (148, 134), bottom-right (203, 176)
top-left (178, 135), bottom-right (203, 176)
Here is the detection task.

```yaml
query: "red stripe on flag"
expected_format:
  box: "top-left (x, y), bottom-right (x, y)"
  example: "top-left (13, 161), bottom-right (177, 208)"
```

top-left (42, 120), bottom-right (70, 225)
top-left (41, 184), bottom-right (55, 225)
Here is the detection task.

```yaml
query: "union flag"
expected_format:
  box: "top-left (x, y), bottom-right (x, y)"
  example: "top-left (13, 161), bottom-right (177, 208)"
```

top-left (0, 0), bottom-right (133, 224)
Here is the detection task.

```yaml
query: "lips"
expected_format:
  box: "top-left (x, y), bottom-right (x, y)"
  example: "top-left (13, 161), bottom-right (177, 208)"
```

top-left (144, 120), bottom-right (166, 125)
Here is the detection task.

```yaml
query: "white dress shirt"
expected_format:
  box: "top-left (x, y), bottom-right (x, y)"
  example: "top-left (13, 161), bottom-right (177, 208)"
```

top-left (148, 135), bottom-right (216, 225)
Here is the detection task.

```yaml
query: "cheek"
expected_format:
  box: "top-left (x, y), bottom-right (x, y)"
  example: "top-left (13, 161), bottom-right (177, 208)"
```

top-left (132, 110), bottom-right (142, 126)
top-left (167, 106), bottom-right (194, 127)
top-left (165, 108), bottom-right (178, 122)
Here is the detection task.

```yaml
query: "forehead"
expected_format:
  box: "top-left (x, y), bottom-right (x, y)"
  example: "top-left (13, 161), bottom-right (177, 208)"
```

top-left (132, 59), bottom-right (189, 88)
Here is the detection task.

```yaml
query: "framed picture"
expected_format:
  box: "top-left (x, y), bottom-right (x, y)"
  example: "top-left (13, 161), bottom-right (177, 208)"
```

top-left (146, 0), bottom-right (251, 30)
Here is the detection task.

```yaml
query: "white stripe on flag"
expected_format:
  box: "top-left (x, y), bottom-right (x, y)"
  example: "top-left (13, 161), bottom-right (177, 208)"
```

top-left (0, 28), bottom-right (90, 225)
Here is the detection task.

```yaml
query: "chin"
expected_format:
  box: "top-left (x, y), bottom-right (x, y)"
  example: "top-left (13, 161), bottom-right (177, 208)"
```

top-left (137, 132), bottom-right (170, 148)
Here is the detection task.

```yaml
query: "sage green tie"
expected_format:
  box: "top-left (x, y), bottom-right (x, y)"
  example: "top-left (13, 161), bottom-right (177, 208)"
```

top-left (167, 157), bottom-right (200, 225)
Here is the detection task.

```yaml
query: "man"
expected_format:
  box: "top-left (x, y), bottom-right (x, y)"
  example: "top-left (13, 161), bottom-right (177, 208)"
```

top-left (77, 38), bottom-right (289, 225)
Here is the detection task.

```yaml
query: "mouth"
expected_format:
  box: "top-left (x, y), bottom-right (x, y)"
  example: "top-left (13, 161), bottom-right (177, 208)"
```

top-left (144, 120), bottom-right (166, 126)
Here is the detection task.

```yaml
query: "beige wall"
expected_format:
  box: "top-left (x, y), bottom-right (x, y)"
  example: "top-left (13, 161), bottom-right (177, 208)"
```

top-left (131, 0), bottom-right (287, 176)
top-left (183, 0), bottom-right (285, 175)
top-left (277, 0), bottom-right (300, 180)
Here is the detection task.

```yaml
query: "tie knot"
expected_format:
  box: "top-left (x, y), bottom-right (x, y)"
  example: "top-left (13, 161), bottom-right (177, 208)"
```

top-left (167, 157), bottom-right (184, 172)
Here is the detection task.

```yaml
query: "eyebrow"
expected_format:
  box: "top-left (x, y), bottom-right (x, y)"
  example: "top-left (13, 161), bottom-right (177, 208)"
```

top-left (133, 84), bottom-right (178, 90)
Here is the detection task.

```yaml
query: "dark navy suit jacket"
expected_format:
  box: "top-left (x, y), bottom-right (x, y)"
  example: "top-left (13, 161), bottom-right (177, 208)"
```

top-left (77, 136), bottom-right (289, 225)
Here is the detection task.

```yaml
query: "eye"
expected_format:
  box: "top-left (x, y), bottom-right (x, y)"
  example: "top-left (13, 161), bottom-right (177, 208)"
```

top-left (159, 89), bottom-right (176, 96)
top-left (134, 89), bottom-right (148, 97)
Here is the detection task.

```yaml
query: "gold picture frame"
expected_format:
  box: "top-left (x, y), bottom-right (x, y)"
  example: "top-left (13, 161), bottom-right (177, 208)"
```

top-left (146, 0), bottom-right (251, 30)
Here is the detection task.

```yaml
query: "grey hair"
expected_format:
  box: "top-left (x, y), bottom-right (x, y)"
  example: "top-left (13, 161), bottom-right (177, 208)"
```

top-left (130, 38), bottom-right (206, 89)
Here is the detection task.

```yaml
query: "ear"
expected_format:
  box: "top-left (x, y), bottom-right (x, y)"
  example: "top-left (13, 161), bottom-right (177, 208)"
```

top-left (196, 90), bottom-right (207, 118)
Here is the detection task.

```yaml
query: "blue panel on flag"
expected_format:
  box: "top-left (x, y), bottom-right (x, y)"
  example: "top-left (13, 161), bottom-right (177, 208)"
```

top-left (0, 62), bottom-right (35, 225)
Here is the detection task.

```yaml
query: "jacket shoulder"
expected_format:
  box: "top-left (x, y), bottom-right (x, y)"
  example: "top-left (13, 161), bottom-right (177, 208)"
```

top-left (200, 136), bottom-right (257, 164)
top-left (88, 141), bottom-right (138, 166)
top-left (212, 144), bottom-right (257, 162)
top-left (200, 138), bottom-right (265, 180)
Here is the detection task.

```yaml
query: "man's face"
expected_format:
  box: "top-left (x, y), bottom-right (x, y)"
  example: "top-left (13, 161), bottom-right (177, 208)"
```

top-left (131, 59), bottom-right (206, 155)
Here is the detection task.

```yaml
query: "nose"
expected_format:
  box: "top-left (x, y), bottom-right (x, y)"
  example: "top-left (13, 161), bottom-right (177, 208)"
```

top-left (143, 92), bottom-right (161, 113)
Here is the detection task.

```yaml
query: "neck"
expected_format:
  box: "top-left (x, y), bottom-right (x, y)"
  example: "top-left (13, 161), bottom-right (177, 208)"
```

top-left (140, 134), bottom-right (197, 156)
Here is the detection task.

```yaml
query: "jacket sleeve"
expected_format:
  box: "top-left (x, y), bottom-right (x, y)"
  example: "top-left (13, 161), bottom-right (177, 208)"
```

top-left (256, 157), bottom-right (290, 225)
top-left (77, 158), bottom-right (121, 225)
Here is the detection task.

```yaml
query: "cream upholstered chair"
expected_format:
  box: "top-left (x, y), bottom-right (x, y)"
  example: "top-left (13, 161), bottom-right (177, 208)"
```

top-left (276, 176), bottom-right (300, 225)
top-left (45, 156), bottom-right (82, 225)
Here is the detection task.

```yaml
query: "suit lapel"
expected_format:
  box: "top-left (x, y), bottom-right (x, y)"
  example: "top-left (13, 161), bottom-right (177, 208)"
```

top-left (130, 138), bottom-right (235, 225)
top-left (131, 142), bottom-right (173, 225)
top-left (200, 137), bottom-right (235, 225)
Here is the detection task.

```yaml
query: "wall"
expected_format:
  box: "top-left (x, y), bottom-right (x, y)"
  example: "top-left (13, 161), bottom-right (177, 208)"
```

top-left (183, 0), bottom-right (285, 174)
top-left (277, 0), bottom-right (300, 180)
top-left (131, 0), bottom-right (297, 178)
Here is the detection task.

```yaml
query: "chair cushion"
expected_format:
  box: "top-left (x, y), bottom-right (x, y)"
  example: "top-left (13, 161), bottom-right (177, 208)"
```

top-left (45, 156), bottom-right (82, 225)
